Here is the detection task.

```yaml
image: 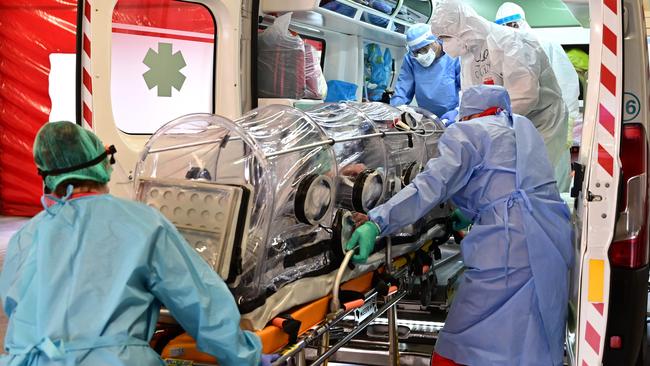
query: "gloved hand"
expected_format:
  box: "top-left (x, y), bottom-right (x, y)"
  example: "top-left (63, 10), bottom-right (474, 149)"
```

top-left (345, 221), bottom-right (380, 263)
top-left (260, 354), bottom-right (281, 366)
top-left (450, 208), bottom-right (472, 231)
top-left (440, 109), bottom-right (459, 127)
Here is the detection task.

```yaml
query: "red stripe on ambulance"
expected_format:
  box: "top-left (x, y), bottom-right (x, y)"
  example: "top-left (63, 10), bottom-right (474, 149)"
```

top-left (593, 302), bottom-right (605, 316)
top-left (83, 102), bottom-right (93, 127)
top-left (601, 65), bottom-right (617, 95)
top-left (585, 322), bottom-right (602, 354)
top-left (84, 0), bottom-right (91, 22)
top-left (598, 144), bottom-right (614, 175)
top-left (603, 25), bottom-right (617, 55)
top-left (599, 104), bottom-right (616, 136)
top-left (82, 0), bottom-right (93, 129)
top-left (604, 0), bottom-right (618, 14)
top-left (83, 35), bottom-right (91, 58)
top-left (83, 68), bottom-right (92, 94)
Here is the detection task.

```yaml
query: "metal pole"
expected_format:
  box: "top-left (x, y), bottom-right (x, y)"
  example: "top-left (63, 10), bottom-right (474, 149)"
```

top-left (264, 139), bottom-right (335, 157)
top-left (265, 130), bottom-right (428, 158)
top-left (147, 138), bottom-right (226, 154)
top-left (385, 237), bottom-right (401, 366)
top-left (320, 330), bottom-right (330, 366)
top-left (297, 349), bottom-right (307, 366)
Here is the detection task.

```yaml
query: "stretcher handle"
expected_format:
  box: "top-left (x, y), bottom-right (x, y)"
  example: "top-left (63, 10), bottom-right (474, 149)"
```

top-left (271, 315), bottom-right (302, 345)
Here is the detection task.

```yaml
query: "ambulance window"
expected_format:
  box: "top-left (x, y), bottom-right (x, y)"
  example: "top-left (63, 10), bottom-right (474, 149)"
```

top-left (110, 0), bottom-right (216, 135)
top-left (360, 12), bottom-right (392, 29)
top-left (396, 0), bottom-right (432, 24)
top-left (320, 1), bottom-right (398, 18)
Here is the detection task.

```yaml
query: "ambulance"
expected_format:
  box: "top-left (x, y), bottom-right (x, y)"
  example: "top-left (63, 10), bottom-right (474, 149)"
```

top-left (0, 0), bottom-right (648, 365)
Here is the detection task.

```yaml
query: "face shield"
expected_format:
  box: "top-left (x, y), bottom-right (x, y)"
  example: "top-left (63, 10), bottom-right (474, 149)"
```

top-left (495, 3), bottom-right (530, 31)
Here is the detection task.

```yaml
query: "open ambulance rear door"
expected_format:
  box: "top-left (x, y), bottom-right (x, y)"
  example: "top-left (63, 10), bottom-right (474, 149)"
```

top-left (569, 0), bottom-right (650, 365)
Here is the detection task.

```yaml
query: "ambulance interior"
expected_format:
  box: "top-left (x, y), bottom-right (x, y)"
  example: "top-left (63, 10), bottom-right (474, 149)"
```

top-left (0, 0), bottom-right (648, 365)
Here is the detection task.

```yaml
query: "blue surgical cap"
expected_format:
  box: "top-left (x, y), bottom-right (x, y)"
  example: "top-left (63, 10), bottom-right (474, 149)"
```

top-left (406, 23), bottom-right (440, 52)
top-left (459, 85), bottom-right (512, 120)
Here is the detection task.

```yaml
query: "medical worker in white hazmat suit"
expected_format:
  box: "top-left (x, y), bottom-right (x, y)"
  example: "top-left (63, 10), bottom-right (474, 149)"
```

top-left (495, 2), bottom-right (580, 192)
top-left (430, 0), bottom-right (571, 191)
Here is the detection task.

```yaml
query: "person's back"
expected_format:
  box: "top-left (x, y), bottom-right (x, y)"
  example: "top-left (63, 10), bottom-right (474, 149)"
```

top-left (436, 101), bottom-right (571, 366)
top-left (487, 28), bottom-right (568, 161)
top-left (2, 196), bottom-right (172, 365)
top-left (494, 2), bottom-right (579, 193)
top-left (350, 85), bottom-right (572, 365)
top-left (0, 122), bottom-right (263, 366)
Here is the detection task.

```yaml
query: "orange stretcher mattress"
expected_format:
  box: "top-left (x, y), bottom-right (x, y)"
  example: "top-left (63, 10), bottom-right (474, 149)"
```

top-left (161, 271), bottom-right (376, 362)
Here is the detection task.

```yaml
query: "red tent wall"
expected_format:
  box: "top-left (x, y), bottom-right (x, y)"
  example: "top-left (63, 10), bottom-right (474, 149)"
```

top-left (0, 1), bottom-right (213, 217)
top-left (0, 1), bottom-right (78, 216)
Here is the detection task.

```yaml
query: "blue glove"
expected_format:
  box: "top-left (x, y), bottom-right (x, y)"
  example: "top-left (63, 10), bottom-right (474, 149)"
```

top-left (345, 221), bottom-right (381, 263)
top-left (260, 354), bottom-right (281, 366)
top-left (440, 109), bottom-right (459, 126)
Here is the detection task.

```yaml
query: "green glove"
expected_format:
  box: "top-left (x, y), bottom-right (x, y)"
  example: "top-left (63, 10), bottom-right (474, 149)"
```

top-left (345, 221), bottom-right (381, 263)
top-left (451, 208), bottom-right (472, 231)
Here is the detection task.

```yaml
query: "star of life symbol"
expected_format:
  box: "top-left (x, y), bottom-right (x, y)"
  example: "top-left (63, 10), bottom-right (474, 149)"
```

top-left (143, 42), bottom-right (187, 97)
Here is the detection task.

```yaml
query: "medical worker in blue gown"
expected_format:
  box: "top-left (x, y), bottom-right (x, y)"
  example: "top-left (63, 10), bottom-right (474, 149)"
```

top-left (0, 121), bottom-right (275, 366)
top-left (347, 86), bottom-right (573, 366)
top-left (390, 23), bottom-right (461, 119)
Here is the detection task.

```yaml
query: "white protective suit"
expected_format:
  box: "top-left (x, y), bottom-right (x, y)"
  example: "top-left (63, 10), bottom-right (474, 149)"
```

top-left (496, 3), bottom-right (580, 193)
top-left (430, 0), bottom-right (571, 191)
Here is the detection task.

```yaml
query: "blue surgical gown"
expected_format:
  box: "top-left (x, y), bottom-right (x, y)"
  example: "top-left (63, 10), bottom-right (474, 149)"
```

top-left (390, 53), bottom-right (461, 117)
top-left (369, 113), bottom-right (573, 365)
top-left (0, 194), bottom-right (262, 366)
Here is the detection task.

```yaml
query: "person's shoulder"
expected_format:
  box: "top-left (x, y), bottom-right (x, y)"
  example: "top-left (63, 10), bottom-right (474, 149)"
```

top-left (512, 113), bottom-right (534, 126)
top-left (488, 27), bottom-right (533, 52)
top-left (9, 212), bottom-right (46, 243)
top-left (451, 115), bottom-right (512, 136)
top-left (443, 120), bottom-right (487, 138)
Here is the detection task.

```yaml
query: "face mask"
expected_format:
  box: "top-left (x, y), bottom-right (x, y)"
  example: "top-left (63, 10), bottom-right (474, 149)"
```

top-left (443, 36), bottom-right (468, 58)
top-left (415, 48), bottom-right (436, 67)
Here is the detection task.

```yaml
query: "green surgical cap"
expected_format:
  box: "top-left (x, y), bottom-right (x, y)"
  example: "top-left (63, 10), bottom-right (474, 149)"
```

top-left (33, 121), bottom-right (113, 191)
